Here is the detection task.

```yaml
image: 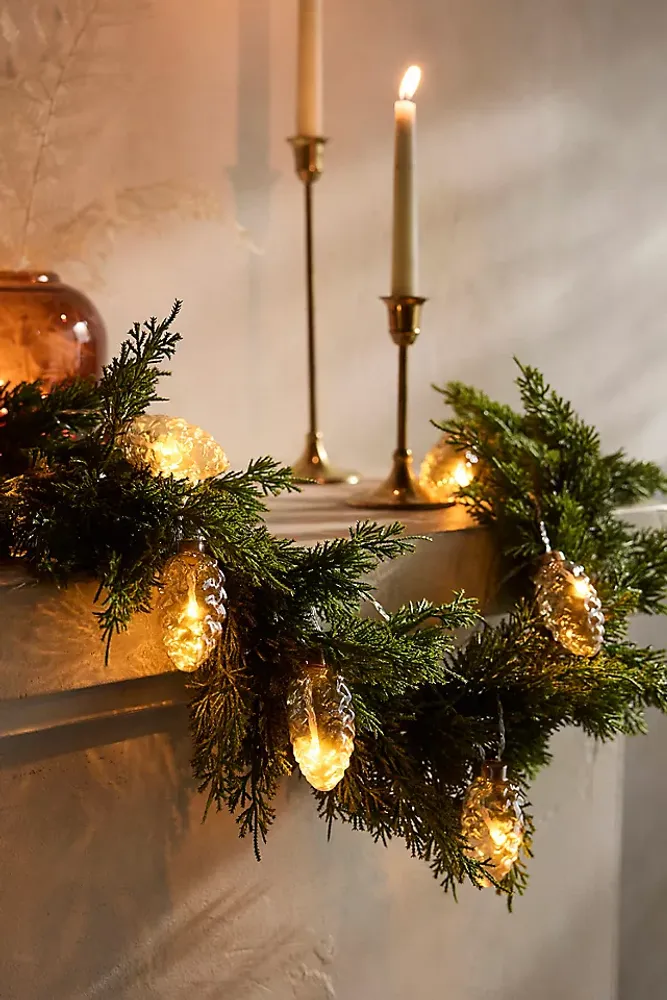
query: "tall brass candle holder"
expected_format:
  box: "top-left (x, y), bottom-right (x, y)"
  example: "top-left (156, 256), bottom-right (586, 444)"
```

top-left (349, 295), bottom-right (451, 509)
top-left (288, 135), bottom-right (359, 485)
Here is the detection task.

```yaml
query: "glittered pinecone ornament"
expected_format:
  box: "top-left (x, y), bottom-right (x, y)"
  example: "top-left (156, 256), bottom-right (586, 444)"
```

top-left (157, 540), bottom-right (227, 672)
top-left (123, 414), bottom-right (229, 484)
top-left (534, 550), bottom-right (604, 657)
top-left (287, 655), bottom-right (355, 792)
top-left (419, 434), bottom-right (480, 504)
top-left (461, 760), bottom-right (525, 886)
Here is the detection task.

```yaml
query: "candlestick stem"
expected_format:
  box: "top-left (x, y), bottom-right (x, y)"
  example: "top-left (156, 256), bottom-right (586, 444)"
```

top-left (304, 180), bottom-right (317, 435)
top-left (349, 295), bottom-right (452, 510)
top-left (288, 136), bottom-right (359, 486)
top-left (397, 344), bottom-right (408, 453)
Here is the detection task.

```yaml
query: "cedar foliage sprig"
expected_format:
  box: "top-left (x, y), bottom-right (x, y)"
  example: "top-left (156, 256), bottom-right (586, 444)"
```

top-left (0, 306), bottom-right (487, 884)
top-left (407, 361), bottom-right (667, 898)
top-left (3, 320), bottom-right (667, 906)
top-left (97, 299), bottom-right (183, 449)
top-left (436, 361), bottom-right (667, 601)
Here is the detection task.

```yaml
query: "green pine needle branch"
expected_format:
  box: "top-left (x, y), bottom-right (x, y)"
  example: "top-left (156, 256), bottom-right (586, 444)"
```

top-left (3, 322), bottom-right (667, 906)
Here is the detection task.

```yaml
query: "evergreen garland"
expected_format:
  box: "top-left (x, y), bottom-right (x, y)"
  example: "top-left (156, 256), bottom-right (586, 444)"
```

top-left (2, 314), bottom-right (667, 905)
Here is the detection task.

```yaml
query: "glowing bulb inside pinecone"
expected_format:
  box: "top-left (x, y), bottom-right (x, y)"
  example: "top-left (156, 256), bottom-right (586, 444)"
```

top-left (571, 576), bottom-right (591, 599)
top-left (184, 582), bottom-right (200, 615)
top-left (419, 435), bottom-right (480, 503)
top-left (535, 550), bottom-right (604, 657)
top-left (460, 761), bottom-right (525, 886)
top-left (152, 436), bottom-right (185, 474)
top-left (158, 541), bottom-right (227, 672)
top-left (453, 459), bottom-right (475, 488)
top-left (123, 414), bottom-right (229, 485)
top-left (287, 659), bottom-right (355, 792)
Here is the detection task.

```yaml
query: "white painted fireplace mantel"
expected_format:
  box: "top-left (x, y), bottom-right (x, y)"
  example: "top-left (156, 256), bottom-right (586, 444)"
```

top-left (0, 489), bottom-right (664, 1000)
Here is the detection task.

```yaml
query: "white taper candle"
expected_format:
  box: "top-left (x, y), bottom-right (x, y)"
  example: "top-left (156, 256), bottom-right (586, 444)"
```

top-left (391, 65), bottom-right (421, 297)
top-left (297, 0), bottom-right (323, 136)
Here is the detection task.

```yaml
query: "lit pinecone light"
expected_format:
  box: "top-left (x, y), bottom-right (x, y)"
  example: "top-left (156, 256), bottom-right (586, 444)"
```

top-left (461, 760), bottom-right (525, 886)
top-left (535, 550), bottom-right (604, 657)
top-left (158, 540), bottom-right (227, 672)
top-left (287, 656), bottom-right (355, 792)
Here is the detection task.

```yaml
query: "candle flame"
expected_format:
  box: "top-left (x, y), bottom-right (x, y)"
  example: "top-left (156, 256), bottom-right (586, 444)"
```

top-left (399, 65), bottom-right (422, 101)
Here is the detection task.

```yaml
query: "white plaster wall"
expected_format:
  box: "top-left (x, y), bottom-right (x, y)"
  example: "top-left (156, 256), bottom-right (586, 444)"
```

top-left (0, 530), bottom-right (629, 1000)
top-left (2, 0), bottom-right (667, 474)
top-left (619, 614), bottom-right (667, 1000)
top-left (0, 715), bottom-right (622, 1000)
top-left (0, 542), bottom-right (628, 1000)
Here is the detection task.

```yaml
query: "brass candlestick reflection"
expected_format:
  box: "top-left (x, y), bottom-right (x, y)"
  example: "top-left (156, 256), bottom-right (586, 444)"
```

top-left (288, 136), bottom-right (359, 485)
top-left (349, 296), bottom-right (452, 509)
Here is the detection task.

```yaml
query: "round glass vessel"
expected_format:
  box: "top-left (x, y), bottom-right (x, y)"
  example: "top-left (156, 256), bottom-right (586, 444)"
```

top-left (0, 271), bottom-right (106, 390)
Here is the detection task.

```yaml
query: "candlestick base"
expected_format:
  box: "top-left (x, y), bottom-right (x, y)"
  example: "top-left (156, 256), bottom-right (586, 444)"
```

top-left (292, 432), bottom-right (360, 486)
top-left (348, 449), bottom-right (453, 509)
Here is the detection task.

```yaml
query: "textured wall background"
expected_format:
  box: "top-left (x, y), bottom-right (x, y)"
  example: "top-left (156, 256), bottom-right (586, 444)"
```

top-left (0, 560), bottom-right (624, 1000)
top-left (0, 532), bottom-right (625, 1000)
top-left (1, 0), bottom-right (667, 475)
top-left (0, 723), bottom-right (622, 1000)
top-left (620, 615), bottom-right (667, 1000)
top-left (0, 533), bottom-right (628, 1000)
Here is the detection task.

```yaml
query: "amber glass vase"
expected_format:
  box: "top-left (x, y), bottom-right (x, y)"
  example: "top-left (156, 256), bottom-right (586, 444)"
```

top-left (0, 271), bottom-right (106, 390)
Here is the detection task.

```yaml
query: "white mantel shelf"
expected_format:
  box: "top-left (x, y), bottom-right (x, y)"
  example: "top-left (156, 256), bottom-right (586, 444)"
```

top-left (266, 483), bottom-right (477, 541)
top-left (0, 487), bottom-right (665, 750)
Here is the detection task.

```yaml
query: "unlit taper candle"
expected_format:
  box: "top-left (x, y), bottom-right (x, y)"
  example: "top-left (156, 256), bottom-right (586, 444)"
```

top-left (391, 65), bottom-right (421, 297)
top-left (297, 0), bottom-right (323, 136)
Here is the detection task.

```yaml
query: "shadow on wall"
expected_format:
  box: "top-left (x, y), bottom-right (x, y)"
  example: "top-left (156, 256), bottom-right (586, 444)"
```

top-left (0, 712), bottom-right (307, 1000)
top-left (0, 712), bottom-right (193, 999)
top-left (0, 710), bottom-right (383, 1000)
top-left (0, 710), bottom-right (623, 1000)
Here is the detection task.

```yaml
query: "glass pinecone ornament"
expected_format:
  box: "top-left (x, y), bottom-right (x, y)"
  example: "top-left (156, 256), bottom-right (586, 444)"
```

top-left (461, 760), bottom-right (525, 886)
top-left (419, 434), bottom-right (480, 504)
top-left (287, 655), bottom-right (356, 792)
top-left (123, 414), bottom-right (229, 484)
top-left (534, 550), bottom-right (604, 657)
top-left (157, 540), bottom-right (227, 672)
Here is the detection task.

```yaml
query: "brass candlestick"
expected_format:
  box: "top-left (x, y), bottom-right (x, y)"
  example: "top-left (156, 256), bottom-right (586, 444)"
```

top-left (349, 295), bottom-right (452, 509)
top-left (288, 135), bottom-right (359, 485)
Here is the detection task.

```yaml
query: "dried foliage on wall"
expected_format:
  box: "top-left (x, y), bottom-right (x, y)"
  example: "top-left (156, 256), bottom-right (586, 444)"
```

top-left (0, 0), bottom-right (219, 278)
